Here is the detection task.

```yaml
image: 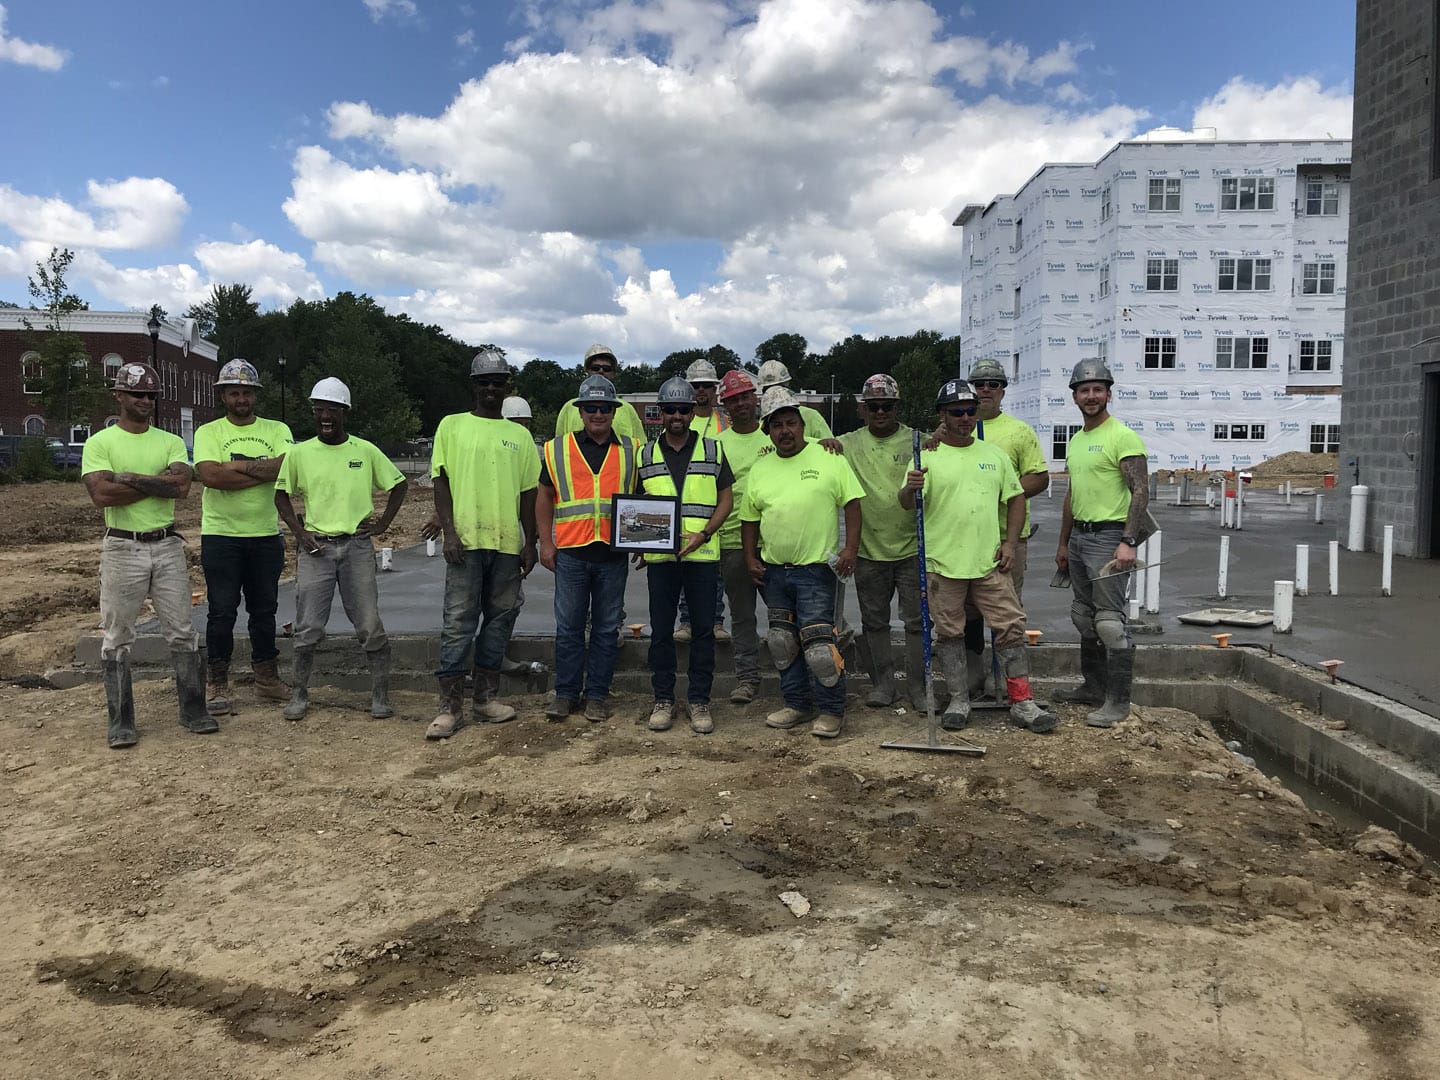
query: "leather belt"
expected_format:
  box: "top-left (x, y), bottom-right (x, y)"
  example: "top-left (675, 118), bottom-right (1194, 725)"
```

top-left (310, 532), bottom-right (355, 542)
top-left (104, 524), bottom-right (180, 542)
top-left (1072, 520), bottom-right (1124, 533)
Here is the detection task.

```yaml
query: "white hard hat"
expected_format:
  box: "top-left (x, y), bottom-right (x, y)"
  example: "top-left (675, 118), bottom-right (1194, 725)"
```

top-left (501, 395), bottom-right (532, 419)
top-left (309, 377), bottom-right (352, 408)
top-left (757, 360), bottom-right (791, 390)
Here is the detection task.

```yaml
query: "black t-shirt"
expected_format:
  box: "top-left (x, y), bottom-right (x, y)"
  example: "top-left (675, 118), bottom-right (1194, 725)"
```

top-left (655, 430), bottom-right (735, 494)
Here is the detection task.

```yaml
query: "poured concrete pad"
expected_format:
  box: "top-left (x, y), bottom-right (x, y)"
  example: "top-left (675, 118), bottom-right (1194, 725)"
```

top-left (1177, 608), bottom-right (1274, 628)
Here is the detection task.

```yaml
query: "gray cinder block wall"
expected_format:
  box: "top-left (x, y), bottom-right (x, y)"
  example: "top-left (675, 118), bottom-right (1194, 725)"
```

top-left (1342, 0), bottom-right (1440, 556)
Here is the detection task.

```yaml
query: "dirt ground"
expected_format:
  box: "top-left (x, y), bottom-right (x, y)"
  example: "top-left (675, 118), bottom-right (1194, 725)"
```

top-left (3, 479), bottom-right (1440, 1078)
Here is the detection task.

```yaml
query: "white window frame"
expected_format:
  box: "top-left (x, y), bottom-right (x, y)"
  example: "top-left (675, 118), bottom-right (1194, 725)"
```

top-left (22, 415), bottom-right (45, 436)
top-left (20, 351), bottom-right (42, 395)
top-left (1218, 257), bottom-right (1272, 292)
top-left (1145, 258), bottom-right (1179, 292)
top-left (1100, 185), bottom-right (1112, 222)
top-left (1098, 262), bottom-right (1110, 298)
top-left (1305, 179), bottom-right (1340, 216)
top-left (1310, 423), bottom-right (1340, 453)
top-left (1215, 336), bottom-right (1270, 370)
top-left (1148, 177), bottom-right (1181, 212)
top-left (101, 353), bottom-right (123, 383)
top-left (1220, 177), bottom-right (1275, 211)
top-left (1097, 339), bottom-right (1109, 365)
top-left (1301, 262), bottom-right (1336, 295)
top-left (1143, 336), bottom-right (1177, 369)
top-left (1214, 423), bottom-right (1267, 441)
top-left (1052, 423), bottom-right (1083, 460)
top-left (1298, 340), bottom-right (1334, 372)
top-left (69, 423), bottom-right (91, 445)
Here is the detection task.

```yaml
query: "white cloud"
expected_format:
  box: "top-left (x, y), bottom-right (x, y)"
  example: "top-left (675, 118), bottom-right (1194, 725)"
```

top-left (1192, 76), bottom-right (1353, 140)
top-left (0, 5), bottom-right (67, 70)
top-left (363, 0), bottom-right (417, 21)
top-left (0, 177), bottom-right (189, 249)
top-left (456, 29), bottom-right (475, 48)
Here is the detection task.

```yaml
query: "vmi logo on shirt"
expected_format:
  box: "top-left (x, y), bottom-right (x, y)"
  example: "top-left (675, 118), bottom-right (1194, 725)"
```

top-left (977, 462), bottom-right (997, 472)
top-left (349, 460), bottom-right (363, 469)
top-left (501, 440), bottom-right (521, 451)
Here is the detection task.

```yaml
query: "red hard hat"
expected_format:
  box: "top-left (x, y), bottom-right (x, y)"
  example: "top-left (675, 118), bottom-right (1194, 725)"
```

top-left (113, 362), bottom-right (162, 395)
top-left (718, 369), bottom-right (758, 401)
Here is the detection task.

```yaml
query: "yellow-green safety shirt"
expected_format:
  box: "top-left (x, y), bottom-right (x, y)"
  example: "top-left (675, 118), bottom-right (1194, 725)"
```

top-left (740, 440), bottom-right (865, 566)
top-left (81, 425), bottom-right (189, 533)
top-left (192, 415), bottom-right (294, 536)
top-left (431, 412), bottom-right (541, 553)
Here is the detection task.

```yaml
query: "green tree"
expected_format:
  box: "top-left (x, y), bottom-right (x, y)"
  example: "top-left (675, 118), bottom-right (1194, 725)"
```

top-left (892, 345), bottom-right (945, 430)
top-left (292, 303), bottom-right (418, 449)
top-left (755, 332), bottom-right (808, 373)
top-left (185, 283), bottom-right (259, 363)
top-left (22, 248), bottom-right (107, 442)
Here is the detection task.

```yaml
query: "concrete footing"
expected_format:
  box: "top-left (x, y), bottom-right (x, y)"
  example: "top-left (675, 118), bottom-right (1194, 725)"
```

top-left (58, 633), bottom-right (1440, 858)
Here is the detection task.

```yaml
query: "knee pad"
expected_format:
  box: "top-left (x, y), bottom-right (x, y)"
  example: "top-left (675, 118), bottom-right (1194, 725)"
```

top-left (1070, 602), bottom-right (1096, 640)
top-left (767, 611), bottom-right (800, 671)
top-left (800, 622), bottom-right (844, 687)
top-left (1095, 613), bottom-right (1130, 651)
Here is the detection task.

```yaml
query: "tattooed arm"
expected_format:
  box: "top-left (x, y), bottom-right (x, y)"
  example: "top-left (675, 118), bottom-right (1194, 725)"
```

top-left (196, 456), bottom-right (285, 490)
top-left (1114, 454), bottom-right (1150, 570)
top-left (115, 461), bottom-right (194, 501)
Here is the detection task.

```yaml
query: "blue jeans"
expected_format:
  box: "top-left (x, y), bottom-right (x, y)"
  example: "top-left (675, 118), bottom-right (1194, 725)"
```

top-left (438, 549), bottom-right (523, 677)
top-left (648, 560), bottom-right (718, 703)
top-left (293, 535), bottom-right (387, 652)
top-left (553, 551), bottom-right (628, 702)
top-left (764, 562), bottom-right (845, 715)
top-left (200, 533), bottom-right (285, 663)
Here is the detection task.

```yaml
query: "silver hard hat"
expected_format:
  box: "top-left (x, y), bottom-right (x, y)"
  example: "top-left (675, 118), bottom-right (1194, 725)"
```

top-left (576, 374), bottom-right (619, 405)
top-left (1069, 358), bottom-right (1114, 388)
top-left (657, 376), bottom-right (696, 405)
top-left (470, 349), bottom-right (510, 377)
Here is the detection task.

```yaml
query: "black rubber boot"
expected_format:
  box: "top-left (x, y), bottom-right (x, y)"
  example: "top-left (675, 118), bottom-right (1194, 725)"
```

top-left (104, 657), bottom-right (137, 749)
top-left (1055, 638), bottom-right (1107, 706)
top-left (1086, 647), bottom-right (1135, 728)
top-left (935, 639), bottom-right (972, 730)
top-left (367, 646), bottom-right (394, 718)
top-left (284, 648), bottom-right (315, 721)
top-left (863, 628), bottom-right (896, 707)
top-left (174, 650), bottom-right (220, 734)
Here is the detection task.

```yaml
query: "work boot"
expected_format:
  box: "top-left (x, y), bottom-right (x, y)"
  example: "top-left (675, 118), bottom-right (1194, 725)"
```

top-left (284, 647), bottom-right (315, 721)
top-left (713, 623), bottom-right (731, 643)
top-left (472, 668), bottom-right (516, 723)
top-left (996, 645), bottom-right (1055, 733)
top-left (674, 624), bottom-right (692, 643)
top-left (648, 700), bottom-right (674, 731)
top-left (966, 649), bottom-right (988, 699)
top-left (174, 650), bottom-right (220, 735)
top-left (583, 698), bottom-right (609, 723)
top-left (729, 680), bottom-right (759, 705)
top-left (103, 657), bottom-right (137, 749)
top-left (252, 659), bottom-right (290, 702)
top-left (546, 694), bottom-right (576, 721)
top-left (862, 628), bottom-right (897, 707)
top-left (366, 646), bottom-right (394, 718)
top-left (1010, 697), bottom-right (1059, 734)
top-left (206, 660), bottom-right (234, 716)
top-left (904, 633), bottom-right (927, 709)
top-left (765, 705), bottom-right (815, 730)
top-left (1055, 638), bottom-right (1107, 706)
top-left (689, 702), bottom-right (714, 734)
top-left (425, 674), bottom-right (467, 740)
top-left (935, 639), bottom-right (972, 731)
top-left (1086, 648), bottom-right (1136, 729)
top-left (811, 713), bottom-right (844, 739)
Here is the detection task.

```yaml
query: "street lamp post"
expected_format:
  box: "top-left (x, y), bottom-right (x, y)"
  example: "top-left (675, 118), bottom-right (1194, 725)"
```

top-left (147, 313), bottom-right (161, 428)
top-left (278, 355), bottom-right (287, 423)
top-left (829, 373), bottom-right (836, 430)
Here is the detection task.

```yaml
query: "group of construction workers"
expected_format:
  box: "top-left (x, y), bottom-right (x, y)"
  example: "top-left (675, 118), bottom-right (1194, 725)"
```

top-left (82, 343), bottom-right (1148, 750)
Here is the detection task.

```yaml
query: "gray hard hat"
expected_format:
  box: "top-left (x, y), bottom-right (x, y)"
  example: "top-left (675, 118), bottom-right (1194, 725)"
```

top-left (576, 374), bottom-right (619, 405)
top-left (685, 358), bottom-right (719, 384)
top-left (968, 358), bottom-right (1008, 385)
top-left (657, 376), bottom-right (696, 405)
top-left (935, 379), bottom-right (978, 407)
top-left (1069, 358), bottom-right (1114, 388)
top-left (584, 343), bottom-right (617, 366)
top-left (470, 349), bottom-right (510, 377)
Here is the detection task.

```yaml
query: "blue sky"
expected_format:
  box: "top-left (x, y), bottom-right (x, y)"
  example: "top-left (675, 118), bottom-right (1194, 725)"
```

top-left (0, 0), bottom-right (1356, 365)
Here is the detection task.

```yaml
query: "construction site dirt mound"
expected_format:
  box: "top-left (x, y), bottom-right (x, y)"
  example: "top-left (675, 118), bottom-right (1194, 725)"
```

top-left (2, 685), bottom-right (1438, 1078)
top-left (1250, 451), bottom-right (1339, 480)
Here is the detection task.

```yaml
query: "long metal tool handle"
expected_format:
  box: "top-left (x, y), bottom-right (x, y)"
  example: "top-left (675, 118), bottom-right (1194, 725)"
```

top-left (913, 430), bottom-right (938, 749)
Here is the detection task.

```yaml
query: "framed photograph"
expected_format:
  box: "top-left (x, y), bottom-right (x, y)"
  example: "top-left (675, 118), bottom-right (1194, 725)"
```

top-left (611, 493), bottom-right (681, 553)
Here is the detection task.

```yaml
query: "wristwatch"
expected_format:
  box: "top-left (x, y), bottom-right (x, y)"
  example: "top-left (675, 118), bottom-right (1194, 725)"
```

top-left (1120, 534), bottom-right (1139, 547)
top-left (701, 527), bottom-right (714, 541)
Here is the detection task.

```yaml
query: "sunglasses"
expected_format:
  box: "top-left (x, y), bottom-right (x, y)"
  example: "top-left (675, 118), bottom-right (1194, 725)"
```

top-left (123, 391), bottom-right (158, 400)
top-left (947, 406), bottom-right (978, 417)
top-left (588, 364), bottom-right (615, 374)
top-left (661, 405), bottom-right (693, 416)
top-left (473, 377), bottom-right (508, 388)
top-left (580, 403), bottom-right (614, 414)
top-left (864, 400), bottom-right (897, 412)
top-left (972, 380), bottom-right (1005, 390)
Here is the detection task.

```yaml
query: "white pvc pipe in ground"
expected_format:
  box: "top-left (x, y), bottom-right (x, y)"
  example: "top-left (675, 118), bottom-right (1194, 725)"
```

top-left (1347, 485), bottom-right (1370, 552)
top-left (1295, 544), bottom-right (1309, 596)
top-left (1285, 480), bottom-right (1292, 505)
top-left (1222, 495), bottom-right (1234, 528)
top-left (1329, 540), bottom-right (1340, 596)
top-left (1144, 531), bottom-right (1162, 614)
top-left (380, 547), bottom-right (394, 571)
top-left (1383, 525), bottom-right (1394, 597)
top-left (1273, 580), bottom-right (1294, 633)
top-left (1218, 536), bottom-right (1230, 599)
top-left (1235, 478), bottom-right (1245, 530)
top-left (426, 538), bottom-right (437, 557)
top-left (1206, 487), bottom-right (1216, 509)
top-left (1315, 492), bottom-right (1324, 524)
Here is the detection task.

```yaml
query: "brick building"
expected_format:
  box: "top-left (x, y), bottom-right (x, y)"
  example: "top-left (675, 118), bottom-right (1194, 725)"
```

top-left (1340, 0), bottom-right (1440, 557)
top-left (0, 310), bottom-right (221, 448)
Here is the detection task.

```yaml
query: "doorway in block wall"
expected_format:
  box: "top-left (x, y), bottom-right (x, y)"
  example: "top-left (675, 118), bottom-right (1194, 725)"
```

top-left (1420, 370), bottom-right (1440, 558)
